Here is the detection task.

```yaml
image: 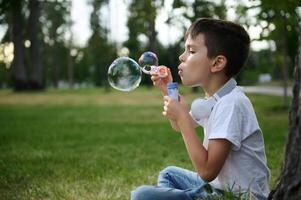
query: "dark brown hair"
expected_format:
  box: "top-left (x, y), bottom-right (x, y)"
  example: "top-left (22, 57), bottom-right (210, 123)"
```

top-left (185, 18), bottom-right (250, 77)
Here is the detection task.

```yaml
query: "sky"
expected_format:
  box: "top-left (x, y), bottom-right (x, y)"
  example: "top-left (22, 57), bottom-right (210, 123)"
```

top-left (71, 0), bottom-right (270, 51)
top-left (71, 0), bottom-right (185, 47)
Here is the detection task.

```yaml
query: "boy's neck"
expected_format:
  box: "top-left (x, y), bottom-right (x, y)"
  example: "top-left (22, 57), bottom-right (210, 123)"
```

top-left (203, 76), bottom-right (231, 97)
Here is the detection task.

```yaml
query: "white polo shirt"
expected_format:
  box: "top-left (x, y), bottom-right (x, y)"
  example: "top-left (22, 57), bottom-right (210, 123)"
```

top-left (191, 87), bottom-right (270, 199)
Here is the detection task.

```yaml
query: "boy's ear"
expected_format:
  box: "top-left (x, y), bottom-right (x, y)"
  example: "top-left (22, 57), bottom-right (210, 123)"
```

top-left (210, 55), bottom-right (227, 73)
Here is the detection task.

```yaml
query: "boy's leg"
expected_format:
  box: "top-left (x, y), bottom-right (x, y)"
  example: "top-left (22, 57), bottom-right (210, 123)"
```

top-left (157, 166), bottom-right (206, 189)
top-left (131, 166), bottom-right (223, 200)
top-left (131, 185), bottom-right (223, 200)
top-left (131, 185), bottom-right (192, 200)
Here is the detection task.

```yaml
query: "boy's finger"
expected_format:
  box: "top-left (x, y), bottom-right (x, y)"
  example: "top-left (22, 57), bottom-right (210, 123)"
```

top-left (163, 105), bottom-right (167, 111)
top-left (163, 96), bottom-right (171, 101)
top-left (167, 68), bottom-right (171, 75)
top-left (150, 71), bottom-right (158, 76)
top-left (151, 76), bottom-right (160, 81)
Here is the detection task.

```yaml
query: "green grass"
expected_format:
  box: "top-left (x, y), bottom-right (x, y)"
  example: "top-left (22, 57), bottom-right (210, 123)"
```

top-left (0, 87), bottom-right (289, 199)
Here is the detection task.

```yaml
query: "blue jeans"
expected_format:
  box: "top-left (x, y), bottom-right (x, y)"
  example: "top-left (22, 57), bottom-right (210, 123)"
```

top-left (131, 166), bottom-right (222, 200)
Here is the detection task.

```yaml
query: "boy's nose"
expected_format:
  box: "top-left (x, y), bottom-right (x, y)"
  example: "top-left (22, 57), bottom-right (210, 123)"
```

top-left (179, 53), bottom-right (185, 62)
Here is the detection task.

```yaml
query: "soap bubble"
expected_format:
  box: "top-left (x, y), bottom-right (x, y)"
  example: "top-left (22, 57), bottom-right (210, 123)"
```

top-left (138, 51), bottom-right (158, 74)
top-left (108, 57), bottom-right (142, 92)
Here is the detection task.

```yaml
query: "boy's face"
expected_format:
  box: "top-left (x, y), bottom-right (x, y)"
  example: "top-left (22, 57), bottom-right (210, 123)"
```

top-left (178, 33), bottom-right (213, 87)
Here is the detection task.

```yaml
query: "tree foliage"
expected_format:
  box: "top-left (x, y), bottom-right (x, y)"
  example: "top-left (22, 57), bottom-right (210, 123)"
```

top-left (41, 0), bottom-right (70, 88)
top-left (0, 0), bottom-right (299, 91)
top-left (86, 0), bottom-right (116, 88)
top-left (124, 0), bottom-right (162, 59)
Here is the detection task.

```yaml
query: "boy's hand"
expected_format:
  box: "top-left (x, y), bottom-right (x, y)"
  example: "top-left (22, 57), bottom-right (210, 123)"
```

top-left (151, 66), bottom-right (172, 95)
top-left (162, 95), bottom-right (190, 123)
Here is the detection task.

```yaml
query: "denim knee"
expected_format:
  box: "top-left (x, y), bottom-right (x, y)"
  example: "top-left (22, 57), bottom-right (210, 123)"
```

top-left (159, 166), bottom-right (180, 177)
top-left (131, 185), bottom-right (155, 200)
top-left (131, 185), bottom-right (191, 200)
top-left (158, 166), bottom-right (179, 186)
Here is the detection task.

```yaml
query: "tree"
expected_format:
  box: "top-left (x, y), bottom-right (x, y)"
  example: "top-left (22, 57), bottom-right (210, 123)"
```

top-left (66, 1), bottom-right (74, 88)
top-left (189, 0), bottom-right (226, 21)
top-left (87, 0), bottom-right (116, 88)
top-left (270, 28), bottom-right (301, 200)
top-left (1, 0), bottom-right (72, 89)
top-left (243, 0), bottom-right (300, 107)
top-left (261, 0), bottom-right (299, 107)
top-left (6, 0), bottom-right (29, 90)
top-left (1, 0), bottom-right (47, 90)
top-left (125, 0), bottom-right (162, 59)
top-left (41, 0), bottom-right (70, 88)
top-left (28, 0), bottom-right (43, 90)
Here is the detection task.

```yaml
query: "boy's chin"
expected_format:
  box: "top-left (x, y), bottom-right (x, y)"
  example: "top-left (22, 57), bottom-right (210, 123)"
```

top-left (188, 84), bottom-right (202, 87)
top-left (181, 79), bottom-right (201, 87)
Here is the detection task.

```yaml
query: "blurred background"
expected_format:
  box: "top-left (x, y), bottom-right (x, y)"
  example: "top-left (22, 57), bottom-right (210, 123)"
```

top-left (0, 1), bottom-right (300, 199)
top-left (0, 0), bottom-right (300, 93)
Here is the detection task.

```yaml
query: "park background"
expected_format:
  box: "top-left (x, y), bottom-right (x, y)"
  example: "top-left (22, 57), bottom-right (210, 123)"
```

top-left (0, 0), bottom-right (300, 199)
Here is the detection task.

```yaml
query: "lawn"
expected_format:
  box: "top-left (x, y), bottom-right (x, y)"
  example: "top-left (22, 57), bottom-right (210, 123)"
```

top-left (0, 87), bottom-right (289, 200)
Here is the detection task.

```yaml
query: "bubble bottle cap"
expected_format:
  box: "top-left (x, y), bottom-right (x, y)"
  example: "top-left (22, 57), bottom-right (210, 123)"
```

top-left (167, 82), bottom-right (179, 101)
top-left (167, 82), bottom-right (178, 89)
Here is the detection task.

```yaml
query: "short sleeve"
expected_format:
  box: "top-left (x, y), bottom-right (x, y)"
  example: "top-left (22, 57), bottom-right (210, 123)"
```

top-left (208, 102), bottom-right (243, 151)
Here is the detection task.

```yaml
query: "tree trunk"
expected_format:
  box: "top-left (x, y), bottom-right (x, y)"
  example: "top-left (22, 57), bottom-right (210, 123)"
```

top-left (68, 53), bottom-right (74, 89)
top-left (148, 19), bottom-right (157, 53)
top-left (271, 29), bottom-right (301, 200)
top-left (51, 49), bottom-right (59, 88)
top-left (28, 0), bottom-right (43, 90)
top-left (67, 1), bottom-right (74, 89)
top-left (282, 36), bottom-right (290, 108)
top-left (11, 1), bottom-right (28, 90)
top-left (146, 17), bottom-right (157, 88)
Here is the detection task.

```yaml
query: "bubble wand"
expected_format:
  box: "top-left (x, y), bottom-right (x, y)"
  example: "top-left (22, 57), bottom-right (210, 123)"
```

top-left (138, 51), bottom-right (168, 78)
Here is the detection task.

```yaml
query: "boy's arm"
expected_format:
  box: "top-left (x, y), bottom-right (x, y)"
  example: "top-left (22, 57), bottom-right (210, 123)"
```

top-left (163, 96), bottom-right (231, 181)
top-left (169, 120), bottom-right (180, 132)
top-left (169, 115), bottom-right (199, 132)
top-left (178, 115), bottom-right (231, 181)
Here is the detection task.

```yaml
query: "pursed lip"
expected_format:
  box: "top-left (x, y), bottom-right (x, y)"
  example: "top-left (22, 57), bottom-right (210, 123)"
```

top-left (178, 64), bottom-right (183, 76)
top-left (178, 70), bottom-right (183, 76)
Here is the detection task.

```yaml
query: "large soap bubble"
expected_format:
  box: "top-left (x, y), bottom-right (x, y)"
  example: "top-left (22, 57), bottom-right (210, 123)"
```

top-left (107, 57), bottom-right (142, 92)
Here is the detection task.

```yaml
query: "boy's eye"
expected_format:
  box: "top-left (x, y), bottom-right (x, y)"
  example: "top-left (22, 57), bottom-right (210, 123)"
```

top-left (184, 48), bottom-right (195, 54)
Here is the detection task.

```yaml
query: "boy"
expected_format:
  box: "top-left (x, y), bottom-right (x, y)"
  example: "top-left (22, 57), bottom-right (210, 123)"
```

top-left (131, 18), bottom-right (270, 200)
